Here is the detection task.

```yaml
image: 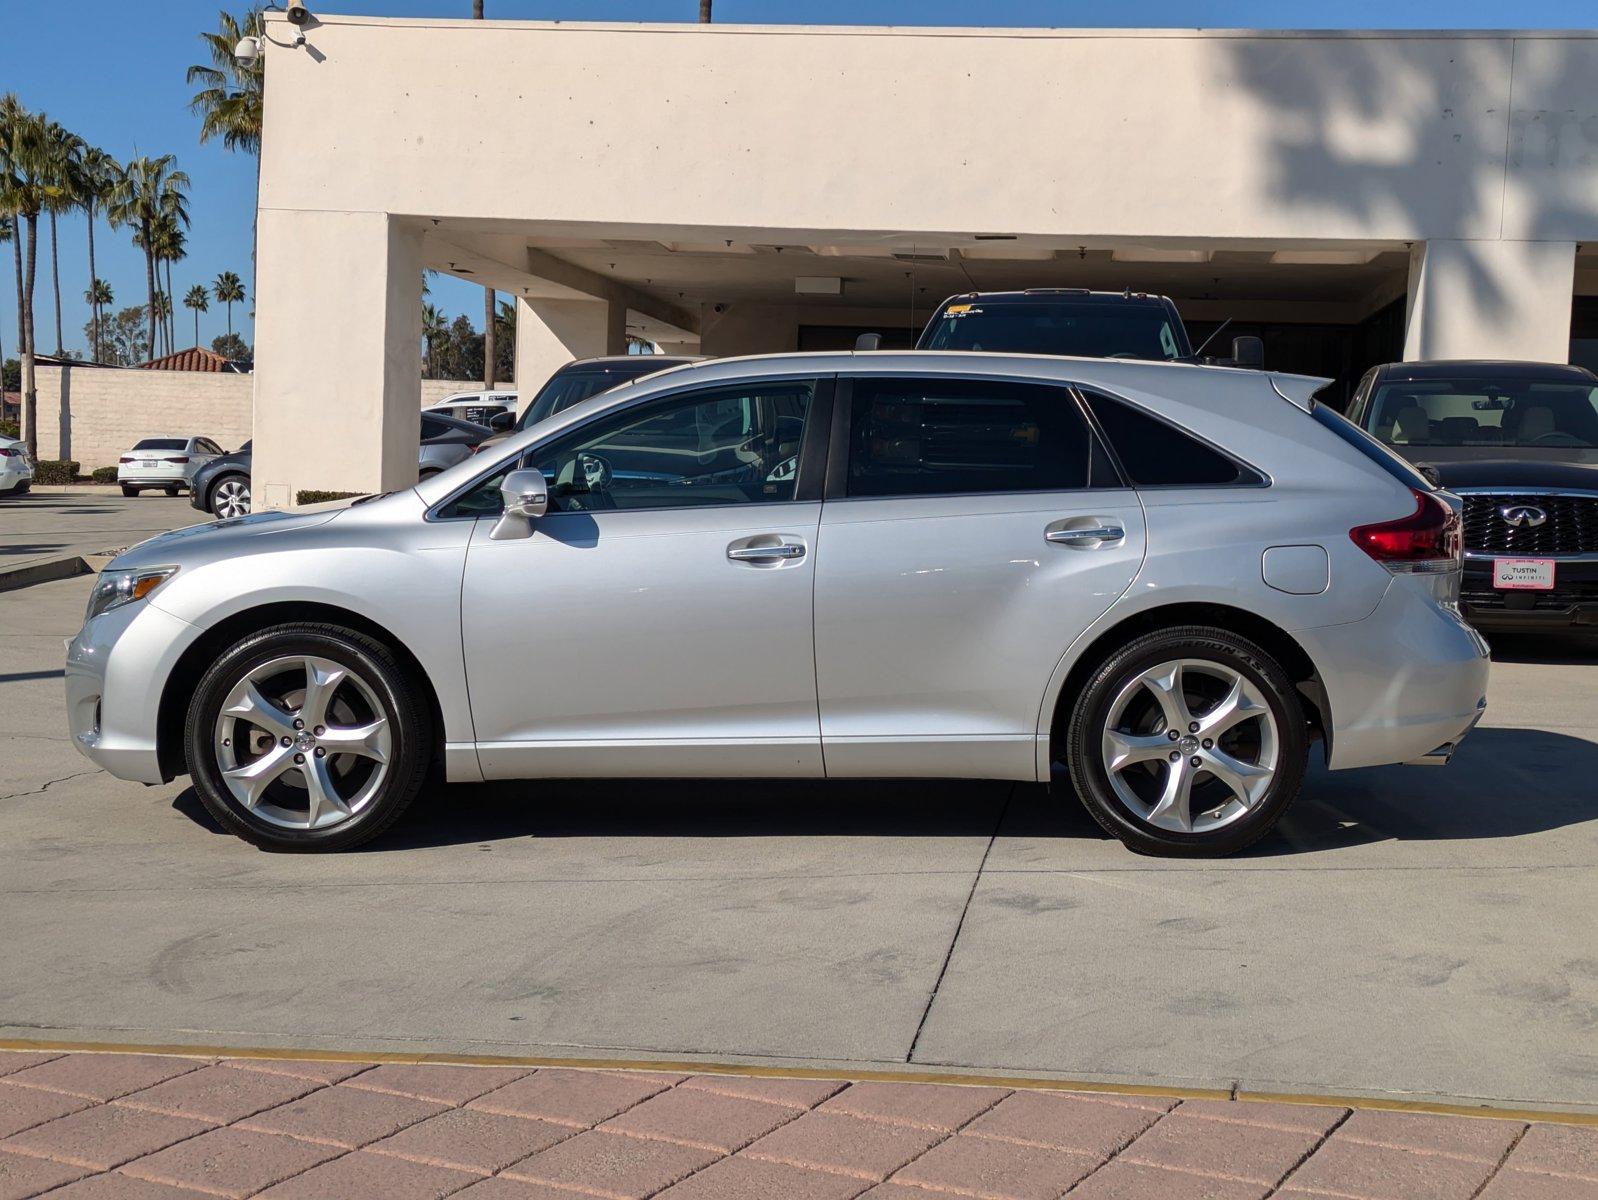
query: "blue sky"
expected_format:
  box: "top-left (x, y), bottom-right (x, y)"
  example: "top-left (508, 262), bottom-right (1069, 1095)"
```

top-left (4, 1), bottom-right (1596, 363)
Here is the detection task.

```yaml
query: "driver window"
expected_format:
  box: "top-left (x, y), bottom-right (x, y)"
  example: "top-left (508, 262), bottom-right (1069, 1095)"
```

top-left (447, 381), bottom-right (816, 518)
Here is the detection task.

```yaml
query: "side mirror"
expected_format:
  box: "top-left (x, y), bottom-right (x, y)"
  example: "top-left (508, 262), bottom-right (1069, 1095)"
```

top-left (1230, 336), bottom-right (1264, 369)
top-left (854, 332), bottom-right (883, 351)
top-left (488, 411), bottom-right (515, 432)
top-left (489, 467), bottom-right (548, 540)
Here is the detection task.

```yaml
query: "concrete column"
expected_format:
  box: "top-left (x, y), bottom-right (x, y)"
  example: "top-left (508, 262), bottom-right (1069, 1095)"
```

top-left (513, 297), bottom-right (626, 405)
top-left (253, 209), bottom-right (423, 508)
top-left (1404, 239), bottom-right (1576, 363)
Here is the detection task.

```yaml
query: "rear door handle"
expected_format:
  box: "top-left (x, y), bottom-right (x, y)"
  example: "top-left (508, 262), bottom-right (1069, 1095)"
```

top-left (1045, 522), bottom-right (1126, 547)
top-left (727, 534), bottom-right (807, 565)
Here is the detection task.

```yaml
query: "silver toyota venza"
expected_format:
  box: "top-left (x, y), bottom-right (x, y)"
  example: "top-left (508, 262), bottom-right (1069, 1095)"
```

top-left (67, 353), bottom-right (1489, 855)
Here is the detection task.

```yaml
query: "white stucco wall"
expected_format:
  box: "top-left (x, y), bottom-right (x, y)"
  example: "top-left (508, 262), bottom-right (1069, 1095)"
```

top-left (35, 367), bottom-right (253, 472)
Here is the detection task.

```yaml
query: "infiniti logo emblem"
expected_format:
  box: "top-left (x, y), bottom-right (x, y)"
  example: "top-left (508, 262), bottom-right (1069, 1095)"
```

top-left (1499, 504), bottom-right (1548, 529)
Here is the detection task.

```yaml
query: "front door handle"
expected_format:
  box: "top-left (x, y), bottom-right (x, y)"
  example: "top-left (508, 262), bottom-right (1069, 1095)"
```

top-left (727, 534), bottom-right (807, 565)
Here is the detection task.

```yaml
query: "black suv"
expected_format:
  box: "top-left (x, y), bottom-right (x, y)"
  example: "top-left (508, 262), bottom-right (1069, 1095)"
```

top-left (1344, 359), bottom-right (1598, 636)
top-left (914, 289), bottom-right (1262, 368)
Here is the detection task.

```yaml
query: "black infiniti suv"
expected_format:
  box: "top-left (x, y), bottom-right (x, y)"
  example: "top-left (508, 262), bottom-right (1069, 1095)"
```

top-left (1345, 359), bottom-right (1598, 636)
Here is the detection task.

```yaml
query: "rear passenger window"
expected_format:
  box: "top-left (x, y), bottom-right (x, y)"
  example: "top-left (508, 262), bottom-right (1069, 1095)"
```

top-left (1081, 389), bottom-right (1253, 486)
top-left (847, 378), bottom-right (1103, 498)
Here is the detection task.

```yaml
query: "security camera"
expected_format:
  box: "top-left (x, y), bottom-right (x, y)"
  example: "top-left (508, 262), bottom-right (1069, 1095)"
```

top-left (286, 2), bottom-right (311, 25)
top-left (233, 35), bottom-right (261, 65)
top-left (713, 303), bottom-right (726, 314)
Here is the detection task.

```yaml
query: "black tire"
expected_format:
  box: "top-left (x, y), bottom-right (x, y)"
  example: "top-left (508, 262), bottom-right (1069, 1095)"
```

top-left (164, 485), bottom-right (180, 496)
top-left (185, 622), bottom-right (433, 852)
top-left (1063, 625), bottom-right (1308, 857)
top-left (206, 472), bottom-right (251, 518)
top-left (121, 485), bottom-right (139, 496)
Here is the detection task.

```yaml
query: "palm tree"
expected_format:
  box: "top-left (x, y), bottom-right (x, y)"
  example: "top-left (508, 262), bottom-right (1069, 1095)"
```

top-left (699, 0), bottom-right (712, 21)
top-left (421, 302), bottom-right (447, 378)
top-left (184, 284), bottom-right (209, 348)
top-left (79, 147), bottom-right (119, 362)
top-left (151, 215), bottom-right (186, 354)
top-left (151, 290), bottom-right (172, 356)
top-left (0, 94), bottom-right (48, 456)
top-left (213, 270), bottom-right (244, 335)
top-left (107, 154), bottom-right (190, 363)
top-left (0, 215), bottom-right (11, 372)
top-left (40, 121), bottom-right (85, 356)
top-left (188, 9), bottom-right (264, 155)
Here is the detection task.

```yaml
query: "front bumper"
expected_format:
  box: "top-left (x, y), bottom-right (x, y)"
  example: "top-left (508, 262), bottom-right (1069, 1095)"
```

top-left (1461, 555), bottom-right (1598, 632)
top-left (66, 598), bottom-right (198, 784)
top-left (1296, 577), bottom-right (1490, 771)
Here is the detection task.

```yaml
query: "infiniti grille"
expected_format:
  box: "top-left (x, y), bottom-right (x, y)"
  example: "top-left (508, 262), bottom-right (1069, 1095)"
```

top-left (1459, 492), bottom-right (1598, 557)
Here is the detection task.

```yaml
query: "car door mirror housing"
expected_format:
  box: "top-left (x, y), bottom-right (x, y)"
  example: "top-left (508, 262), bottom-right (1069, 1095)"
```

top-left (490, 468), bottom-right (549, 540)
top-left (489, 411), bottom-right (515, 432)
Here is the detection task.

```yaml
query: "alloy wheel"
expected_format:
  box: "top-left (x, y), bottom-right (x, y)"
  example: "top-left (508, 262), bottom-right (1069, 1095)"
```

top-left (213, 478), bottom-right (251, 518)
top-left (212, 655), bottom-right (392, 830)
top-left (1100, 658), bottom-right (1279, 834)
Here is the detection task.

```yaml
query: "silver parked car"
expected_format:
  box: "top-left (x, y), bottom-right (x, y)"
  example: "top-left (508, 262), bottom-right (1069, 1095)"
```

top-left (66, 353), bottom-right (1489, 854)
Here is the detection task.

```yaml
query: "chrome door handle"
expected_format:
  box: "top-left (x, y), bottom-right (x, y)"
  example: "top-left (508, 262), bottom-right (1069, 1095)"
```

top-left (1046, 525), bottom-right (1124, 544)
top-left (728, 544), bottom-right (804, 561)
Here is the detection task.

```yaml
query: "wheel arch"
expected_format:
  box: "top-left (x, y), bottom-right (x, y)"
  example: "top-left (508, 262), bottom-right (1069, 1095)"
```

top-left (1040, 601), bottom-right (1331, 778)
top-left (156, 601), bottom-right (446, 782)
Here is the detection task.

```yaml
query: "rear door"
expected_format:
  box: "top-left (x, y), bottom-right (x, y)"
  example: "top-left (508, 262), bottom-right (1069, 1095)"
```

top-left (813, 374), bottom-right (1146, 780)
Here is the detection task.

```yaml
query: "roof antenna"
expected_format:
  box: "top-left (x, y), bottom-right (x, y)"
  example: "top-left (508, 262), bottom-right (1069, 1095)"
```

top-left (1190, 317), bottom-right (1232, 360)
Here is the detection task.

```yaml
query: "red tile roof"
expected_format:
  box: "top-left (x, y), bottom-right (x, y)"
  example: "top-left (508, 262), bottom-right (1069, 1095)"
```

top-left (140, 347), bottom-right (248, 373)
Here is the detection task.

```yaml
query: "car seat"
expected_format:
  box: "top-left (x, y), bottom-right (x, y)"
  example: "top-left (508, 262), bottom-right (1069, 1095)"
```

top-left (1391, 405), bottom-right (1431, 444)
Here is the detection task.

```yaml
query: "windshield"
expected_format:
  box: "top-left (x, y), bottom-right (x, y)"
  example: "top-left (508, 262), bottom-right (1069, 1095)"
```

top-left (1368, 378), bottom-right (1598, 449)
top-left (133, 438), bottom-right (187, 451)
top-left (919, 300), bottom-right (1185, 361)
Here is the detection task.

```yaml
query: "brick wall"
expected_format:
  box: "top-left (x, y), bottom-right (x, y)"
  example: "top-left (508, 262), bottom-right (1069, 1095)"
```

top-left (33, 367), bottom-right (489, 472)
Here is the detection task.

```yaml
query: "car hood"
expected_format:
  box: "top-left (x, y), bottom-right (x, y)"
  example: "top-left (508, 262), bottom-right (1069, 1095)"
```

top-left (109, 507), bottom-right (345, 571)
top-left (1406, 455), bottom-right (1598, 492)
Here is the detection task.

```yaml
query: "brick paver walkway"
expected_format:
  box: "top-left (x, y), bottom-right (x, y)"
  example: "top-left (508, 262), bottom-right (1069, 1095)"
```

top-left (0, 1051), bottom-right (1593, 1199)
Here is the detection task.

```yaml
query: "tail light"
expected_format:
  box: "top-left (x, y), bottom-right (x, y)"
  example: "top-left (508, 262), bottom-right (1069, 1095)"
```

top-left (0, 447), bottom-right (17, 458)
top-left (467, 443), bottom-right (483, 455)
top-left (164, 456), bottom-right (189, 464)
top-left (119, 455), bottom-right (134, 463)
top-left (1350, 488), bottom-right (1461, 574)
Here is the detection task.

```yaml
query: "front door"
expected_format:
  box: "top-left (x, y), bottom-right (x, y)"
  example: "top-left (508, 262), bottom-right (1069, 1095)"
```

top-left (814, 374), bottom-right (1146, 780)
top-left (458, 376), bottom-right (829, 779)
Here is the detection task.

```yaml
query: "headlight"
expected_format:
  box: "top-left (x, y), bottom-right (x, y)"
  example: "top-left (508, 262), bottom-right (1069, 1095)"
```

top-left (85, 567), bottom-right (177, 621)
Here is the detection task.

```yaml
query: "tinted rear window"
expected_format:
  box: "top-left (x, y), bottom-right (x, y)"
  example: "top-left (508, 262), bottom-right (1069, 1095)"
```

top-left (919, 300), bottom-right (1186, 361)
top-left (1081, 390), bottom-right (1252, 486)
top-left (133, 438), bottom-right (187, 451)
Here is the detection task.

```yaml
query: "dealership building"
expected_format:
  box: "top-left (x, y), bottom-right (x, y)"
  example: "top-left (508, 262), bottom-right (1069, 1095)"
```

top-left (251, 15), bottom-right (1598, 504)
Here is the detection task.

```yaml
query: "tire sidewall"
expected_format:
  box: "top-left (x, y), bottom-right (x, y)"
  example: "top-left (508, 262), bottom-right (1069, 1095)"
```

top-left (209, 473), bottom-right (249, 516)
top-left (1067, 627), bottom-right (1307, 857)
top-left (186, 625), bottom-right (426, 851)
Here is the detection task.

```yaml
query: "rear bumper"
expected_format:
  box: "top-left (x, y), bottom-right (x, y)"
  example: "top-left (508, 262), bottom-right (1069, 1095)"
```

top-left (1297, 578), bottom-right (1490, 771)
top-left (1461, 556), bottom-right (1598, 632)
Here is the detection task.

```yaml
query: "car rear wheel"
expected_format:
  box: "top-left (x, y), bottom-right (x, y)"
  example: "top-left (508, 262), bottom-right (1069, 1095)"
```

top-left (121, 485), bottom-right (139, 496)
top-left (209, 473), bottom-right (251, 518)
top-left (164, 485), bottom-right (180, 496)
top-left (185, 623), bottom-right (432, 852)
top-left (1064, 626), bottom-right (1307, 857)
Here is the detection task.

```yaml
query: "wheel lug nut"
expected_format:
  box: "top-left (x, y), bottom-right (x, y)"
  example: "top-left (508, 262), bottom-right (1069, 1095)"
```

top-left (293, 718), bottom-right (304, 730)
top-left (1167, 729), bottom-right (1180, 740)
top-left (314, 725), bottom-right (324, 736)
top-left (279, 735), bottom-right (291, 747)
top-left (314, 747), bottom-right (325, 758)
top-left (1202, 738), bottom-right (1213, 749)
top-left (293, 753), bottom-right (304, 764)
top-left (1188, 721), bottom-right (1200, 733)
top-left (1190, 756), bottom-right (1202, 767)
top-left (1169, 750), bottom-right (1181, 762)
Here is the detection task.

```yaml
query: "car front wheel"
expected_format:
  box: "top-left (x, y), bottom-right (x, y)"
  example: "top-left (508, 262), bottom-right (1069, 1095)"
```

top-left (185, 623), bottom-right (432, 851)
top-left (121, 485), bottom-right (139, 497)
top-left (1064, 625), bottom-right (1307, 857)
top-left (209, 473), bottom-right (251, 518)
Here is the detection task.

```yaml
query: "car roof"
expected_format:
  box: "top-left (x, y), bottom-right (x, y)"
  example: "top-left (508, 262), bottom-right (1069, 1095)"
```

top-left (552, 354), bottom-right (701, 373)
top-left (1372, 359), bottom-right (1598, 383)
top-left (930, 289), bottom-right (1177, 308)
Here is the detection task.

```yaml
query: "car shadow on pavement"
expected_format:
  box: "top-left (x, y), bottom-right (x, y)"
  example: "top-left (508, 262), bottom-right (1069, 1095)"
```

top-left (171, 725), bottom-right (1596, 854)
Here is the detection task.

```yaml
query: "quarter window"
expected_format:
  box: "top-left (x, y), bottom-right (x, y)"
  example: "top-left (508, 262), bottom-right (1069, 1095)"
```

top-left (1080, 389), bottom-right (1253, 486)
top-left (845, 378), bottom-right (1101, 498)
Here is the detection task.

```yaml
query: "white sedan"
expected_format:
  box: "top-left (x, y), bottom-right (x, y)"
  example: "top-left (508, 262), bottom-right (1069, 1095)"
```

top-left (117, 436), bottom-right (225, 496)
top-left (0, 435), bottom-right (32, 495)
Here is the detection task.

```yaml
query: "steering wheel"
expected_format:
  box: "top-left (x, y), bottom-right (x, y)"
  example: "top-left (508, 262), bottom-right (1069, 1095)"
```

top-left (1530, 431), bottom-right (1584, 447)
top-left (578, 452), bottom-right (613, 490)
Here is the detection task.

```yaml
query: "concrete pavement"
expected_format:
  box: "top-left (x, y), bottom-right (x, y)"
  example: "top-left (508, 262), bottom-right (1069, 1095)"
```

top-left (0, 491), bottom-right (200, 586)
top-left (1, 1050), bottom-right (1595, 1200)
top-left (2, 575), bottom-right (1596, 1114)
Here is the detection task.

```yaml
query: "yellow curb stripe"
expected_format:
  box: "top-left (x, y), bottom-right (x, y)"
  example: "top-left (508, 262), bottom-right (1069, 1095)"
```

top-left (3, 1036), bottom-right (1594, 1127)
